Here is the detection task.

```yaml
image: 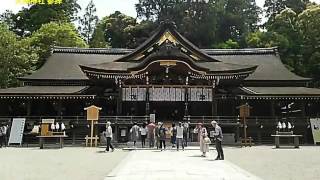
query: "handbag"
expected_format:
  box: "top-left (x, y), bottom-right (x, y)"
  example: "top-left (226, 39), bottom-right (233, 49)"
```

top-left (204, 137), bottom-right (211, 144)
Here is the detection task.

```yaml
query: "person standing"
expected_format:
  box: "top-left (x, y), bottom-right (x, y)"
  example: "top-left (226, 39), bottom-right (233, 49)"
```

top-left (159, 123), bottom-right (167, 151)
top-left (183, 122), bottom-right (189, 147)
top-left (104, 121), bottom-right (114, 152)
top-left (140, 122), bottom-right (148, 148)
top-left (176, 122), bottom-right (184, 151)
top-left (211, 121), bottom-right (224, 160)
top-left (3, 124), bottom-right (8, 147)
top-left (155, 122), bottom-right (161, 149)
top-left (130, 122), bottom-right (140, 147)
top-left (170, 123), bottom-right (177, 148)
top-left (147, 121), bottom-right (156, 148)
top-left (194, 123), bottom-right (209, 157)
top-left (200, 124), bottom-right (209, 157)
top-left (0, 124), bottom-right (4, 148)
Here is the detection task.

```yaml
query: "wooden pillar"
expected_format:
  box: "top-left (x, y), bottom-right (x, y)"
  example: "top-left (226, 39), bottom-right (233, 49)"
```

top-left (300, 100), bottom-right (306, 117)
top-left (114, 124), bottom-right (118, 142)
top-left (26, 100), bottom-right (32, 116)
top-left (270, 100), bottom-right (275, 116)
top-left (57, 100), bottom-right (62, 117)
top-left (117, 87), bottom-right (122, 115)
top-left (145, 88), bottom-right (150, 115)
top-left (145, 73), bottom-right (150, 115)
top-left (184, 87), bottom-right (189, 116)
top-left (231, 99), bottom-right (236, 116)
top-left (211, 81), bottom-right (217, 116)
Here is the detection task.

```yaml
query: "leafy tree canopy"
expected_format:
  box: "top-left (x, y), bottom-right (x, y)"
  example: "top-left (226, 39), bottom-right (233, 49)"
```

top-left (0, 23), bottom-right (38, 88)
top-left (2, 0), bottom-right (80, 36)
top-left (30, 22), bottom-right (86, 68)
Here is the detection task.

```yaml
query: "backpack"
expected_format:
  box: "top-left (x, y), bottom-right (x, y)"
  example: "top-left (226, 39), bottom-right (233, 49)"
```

top-left (160, 128), bottom-right (165, 137)
top-left (172, 127), bottom-right (177, 136)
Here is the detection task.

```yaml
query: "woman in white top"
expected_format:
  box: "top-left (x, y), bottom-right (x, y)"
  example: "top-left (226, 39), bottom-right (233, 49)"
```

top-left (194, 123), bottom-right (209, 157)
top-left (140, 122), bottom-right (148, 148)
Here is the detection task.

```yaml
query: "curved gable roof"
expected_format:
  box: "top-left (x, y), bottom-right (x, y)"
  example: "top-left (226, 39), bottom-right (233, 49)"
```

top-left (206, 49), bottom-right (309, 81)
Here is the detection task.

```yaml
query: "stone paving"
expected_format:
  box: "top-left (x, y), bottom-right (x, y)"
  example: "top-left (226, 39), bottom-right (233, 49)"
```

top-left (105, 149), bottom-right (261, 180)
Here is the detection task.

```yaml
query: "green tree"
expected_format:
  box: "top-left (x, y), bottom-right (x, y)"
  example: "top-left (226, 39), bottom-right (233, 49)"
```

top-left (136, 0), bottom-right (220, 47)
top-left (0, 10), bottom-right (15, 29)
top-left (89, 22), bottom-right (108, 48)
top-left (0, 23), bottom-right (38, 88)
top-left (217, 0), bottom-right (261, 45)
top-left (264, 0), bottom-right (309, 25)
top-left (78, 0), bottom-right (98, 43)
top-left (30, 22), bottom-right (86, 68)
top-left (214, 39), bottom-right (240, 49)
top-left (136, 0), bottom-right (261, 47)
top-left (7, 0), bottom-right (81, 36)
top-left (297, 5), bottom-right (320, 78)
top-left (246, 31), bottom-right (289, 49)
top-left (100, 11), bottom-right (137, 48)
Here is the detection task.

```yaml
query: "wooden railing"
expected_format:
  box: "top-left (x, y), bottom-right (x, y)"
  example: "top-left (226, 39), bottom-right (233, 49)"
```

top-left (0, 115), bottom-right (312, 126)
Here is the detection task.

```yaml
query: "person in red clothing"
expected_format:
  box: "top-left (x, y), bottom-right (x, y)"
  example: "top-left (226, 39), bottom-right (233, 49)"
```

top-left (147, 121), bottom-right (156, 148)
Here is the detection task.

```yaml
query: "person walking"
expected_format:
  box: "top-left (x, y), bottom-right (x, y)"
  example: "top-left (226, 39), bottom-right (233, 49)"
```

top-left (211, 121), bottom-right (224, 160)
top-left (104, 121), bottom-right (114, 152)
top-left (176, 122), bottom-right (184, 151)
top-left (159, 123), bottom-right (167, 151)
top-left (147, 121), bottom-right (156, 148)
top-left (170, 123), bottom-right (177, 148)
top-left (140, 122), bottom-right (148, 148)
top-left (130, 122), bottom-right (140, 147)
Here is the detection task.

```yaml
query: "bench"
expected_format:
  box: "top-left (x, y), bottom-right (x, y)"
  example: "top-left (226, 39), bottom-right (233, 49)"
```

top-left (37, 135), bottom-right (68, 149)
top-left (240, 137), bottom-right (253, 147)
top-left (271, 131), bottom-right (302, 148)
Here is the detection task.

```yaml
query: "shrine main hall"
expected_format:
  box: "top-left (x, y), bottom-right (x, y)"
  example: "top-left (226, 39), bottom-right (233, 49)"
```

top-left (1, 22), bottom-right (320, 144)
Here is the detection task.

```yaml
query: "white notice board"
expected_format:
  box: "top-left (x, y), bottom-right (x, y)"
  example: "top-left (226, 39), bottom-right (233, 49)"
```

top-left (8, 118), bottom-right (26, 145)
top-left (310, 118), bottom-right (320, 145)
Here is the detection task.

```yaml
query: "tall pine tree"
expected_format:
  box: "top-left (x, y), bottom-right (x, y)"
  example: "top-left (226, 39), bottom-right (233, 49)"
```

top-left (78, 0), bottom-right (98, 44)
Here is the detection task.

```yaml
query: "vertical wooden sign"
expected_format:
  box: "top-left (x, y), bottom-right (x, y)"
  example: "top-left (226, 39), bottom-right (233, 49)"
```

top-left (84, 105), bottom-right (102, 147)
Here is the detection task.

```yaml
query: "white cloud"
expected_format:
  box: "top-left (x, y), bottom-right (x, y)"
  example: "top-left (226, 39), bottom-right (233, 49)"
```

top-left (0, 0), bottom-right (25, 13)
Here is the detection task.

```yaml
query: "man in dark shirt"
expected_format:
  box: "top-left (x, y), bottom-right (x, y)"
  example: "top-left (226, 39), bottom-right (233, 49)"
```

top-left (211, 121), bottom-right (224, 160)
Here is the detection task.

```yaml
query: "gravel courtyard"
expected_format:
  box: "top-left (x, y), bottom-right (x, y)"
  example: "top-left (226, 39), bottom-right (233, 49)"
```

top-left (225, 145), bottom-right (320, 180)
top-left (0, 146), bottom-right (319, 180)
top-left (0, 147), bottom-right (128, 180)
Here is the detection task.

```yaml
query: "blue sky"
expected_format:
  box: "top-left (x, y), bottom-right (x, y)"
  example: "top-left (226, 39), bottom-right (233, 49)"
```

top-left (1, 0), bottom-right (320, 19)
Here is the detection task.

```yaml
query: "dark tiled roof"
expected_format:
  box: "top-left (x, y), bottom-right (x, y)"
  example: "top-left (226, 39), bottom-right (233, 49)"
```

top-left (195, 62), bottom-right (257, 73)
top-left (0, 86), bottom-right (88, 95)
top-left (53, 46), bottom-right (133, 54)
top-left (242, 87), bottom-right (320, 95)
top-left (20, 47), bottom-right (309, 81)
top-left (203, 48), bottom-right (278, 55)
top-left (20, 53), bottom-right (123, 80)
top-left (82, 62), bottom-right (138, 72)
top-left (211, 54), bottom-right (309, 81)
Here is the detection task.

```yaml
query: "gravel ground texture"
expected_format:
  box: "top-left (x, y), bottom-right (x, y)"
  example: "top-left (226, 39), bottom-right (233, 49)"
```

top-left (1, 145), bottom-right (319, 180)
top-left (0, 147), bottom-right (128, 180)
top-left (224, 145), bottom-right (320, 180)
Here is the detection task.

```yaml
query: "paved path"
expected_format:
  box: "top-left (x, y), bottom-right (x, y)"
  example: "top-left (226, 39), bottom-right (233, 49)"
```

top-left (105, 149), bottom-right (262, 180)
